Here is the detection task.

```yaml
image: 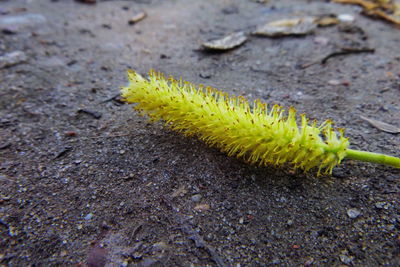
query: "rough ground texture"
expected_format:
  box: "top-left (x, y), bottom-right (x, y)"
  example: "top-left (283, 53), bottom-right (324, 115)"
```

top-left (0, 0), bottom-right (399, 266)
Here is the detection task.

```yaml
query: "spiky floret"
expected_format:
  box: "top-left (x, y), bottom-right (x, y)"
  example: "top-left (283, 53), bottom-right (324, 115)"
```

top-left (121, 70), bottom-right (350, 175)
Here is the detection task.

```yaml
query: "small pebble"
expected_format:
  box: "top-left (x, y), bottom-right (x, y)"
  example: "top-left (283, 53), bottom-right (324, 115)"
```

top-left (339, 254), bottom-right (353, 264)
top-left (60, 250), bottom-right (68, 257)
top-left (0, 51), bottom-right (27, 68)
top-left (374, 202), bottom-right (388, 209)
top-left (271, 259), bottom-right (281, 264)
top-left (304, 258), bottom-right (314, 266)
top-left (191, 194), bottom-right (202, 202)
top-left (65, 131), bottom-right (77, 137)
top-left (347, 208), bottom-right (361, 219)
top-left (338, 14), bottom-right (355, 23)
top-left (314, 36), bottom-right (329, 46)
top-left (328, 79), bottom-right (340, 86)
top-left (84, 213), bottom-right (94, 220)
top-left (239, 217), bottom-right (244, 224)
top-left (342, 80), bottom-right (351, 86)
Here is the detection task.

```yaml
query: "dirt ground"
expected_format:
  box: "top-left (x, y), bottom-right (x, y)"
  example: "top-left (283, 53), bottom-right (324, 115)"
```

top-left (0, 0), bottom-right (399, 266)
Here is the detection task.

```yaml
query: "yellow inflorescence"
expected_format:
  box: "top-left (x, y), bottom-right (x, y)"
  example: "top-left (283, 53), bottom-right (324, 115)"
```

top-left (121, 70), bottom-right (350, 175)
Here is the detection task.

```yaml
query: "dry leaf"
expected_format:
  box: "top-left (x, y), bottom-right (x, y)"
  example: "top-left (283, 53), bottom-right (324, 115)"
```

top-left (253, 17), bottom-right (317, 37)
top-left (360, 115), bottom-right (400, 133)
top-left (202, 32), bottom-right (247, 51)
top-left (194, 203), bottom-right (210, 212)
top-left (171, 185), bottom-right (187, 197)
top-left (316, 15), bottom-right (341, 26)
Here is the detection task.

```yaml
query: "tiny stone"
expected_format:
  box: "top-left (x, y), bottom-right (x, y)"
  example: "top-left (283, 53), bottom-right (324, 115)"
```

top-left (328, 79), bottom-right (340, 86)
top-left (0, 51), bottom-right (27, 68)
top-left (287, 219), bottom-right (293, 226)
top-left (339, 254), bottom-right (353, 264)
top-left (60, 250), bottom-right (68, 257)
top-left (347, 208), bottom-right (361, 219)
top-left (304, 258), bottom-right (314, 266)
top-left (374, 202), bottom-right (387, 209)
top-left (338, 14), bottom-right (355, 23)
top-left (199, 71), bottom-right (212, 79)
top-left (84, 213), bottom-right (94, 220)
top-left (239, 217), bottom-right (244, 224)
top-left (191, 194), bottom-right (202, 202)
top-left (271, 259), bottom-right (281, 264)
top-left (278, 197), bottom-right (287, 203)
top-left (332, 168), bottom-right (347, 178)
top-left (314, 36), bottom-right (329, 46)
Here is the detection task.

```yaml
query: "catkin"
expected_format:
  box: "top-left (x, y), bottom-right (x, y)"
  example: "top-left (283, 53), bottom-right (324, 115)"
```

top-left (121, 70), bottom-right (350, 175)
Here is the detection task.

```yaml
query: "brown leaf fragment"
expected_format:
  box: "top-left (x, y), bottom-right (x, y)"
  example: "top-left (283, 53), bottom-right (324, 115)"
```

top-left (316, 14), bottom-right (340, 27)
top-left (194, 203), bottom-right (210, 212)
top-left (171, 185), bottom-right (187, 198)
top-left (333, 0), bottom-right (378, 10)
top-left (360, 115), bottom-right (400, 133)
top-left (202, 32), bottom-right (247, 51)
top-left (253, 17), bottom-right (317, 37)
top-left (128, 11), bottom-right (147, 25)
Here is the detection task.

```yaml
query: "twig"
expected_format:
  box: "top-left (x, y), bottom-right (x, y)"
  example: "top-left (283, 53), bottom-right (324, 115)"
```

top-left (54, 146), bottom-right (72, 159)
top-left (77, 109), bottom-right (102, 119)
top-left (160, 196), bottom-right (227, 267)
top-left (321, 47), bottom-right (375, 64)
top-left (301, 47), bottom-right (375, 68)
top-left (100, 93), bottom-right (125, 104)
top-left (180, 224), bottom-right (227, 267)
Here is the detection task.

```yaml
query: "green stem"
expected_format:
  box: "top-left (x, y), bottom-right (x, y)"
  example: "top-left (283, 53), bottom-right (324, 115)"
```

top-left (346, 149), bottom-right (400, 168)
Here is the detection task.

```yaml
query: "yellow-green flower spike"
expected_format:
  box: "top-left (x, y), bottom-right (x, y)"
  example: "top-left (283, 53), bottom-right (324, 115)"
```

top-left (121, 70), bottom-right (400, 175)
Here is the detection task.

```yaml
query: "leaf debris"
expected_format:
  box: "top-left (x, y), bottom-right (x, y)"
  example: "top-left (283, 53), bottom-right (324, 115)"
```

top-left (360, 115), bottom-right (400, 133)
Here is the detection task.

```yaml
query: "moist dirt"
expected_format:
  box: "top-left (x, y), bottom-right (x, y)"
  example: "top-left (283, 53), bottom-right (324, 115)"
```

top-left (0, 0), bottom-right (399, 266)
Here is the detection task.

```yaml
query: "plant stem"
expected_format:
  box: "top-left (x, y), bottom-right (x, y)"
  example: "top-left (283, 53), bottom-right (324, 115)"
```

top-left (346, 149), bottom-right (400, 168)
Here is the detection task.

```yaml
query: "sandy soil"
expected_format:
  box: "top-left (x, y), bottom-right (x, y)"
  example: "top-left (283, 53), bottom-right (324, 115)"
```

top-left (0, 0), bottom-right (399, 266)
